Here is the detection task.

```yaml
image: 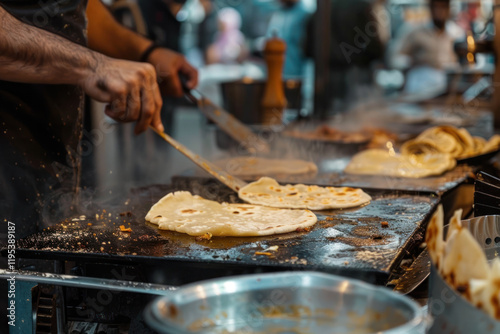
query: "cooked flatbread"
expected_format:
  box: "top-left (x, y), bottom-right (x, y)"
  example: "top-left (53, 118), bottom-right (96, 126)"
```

top-left (426, 205), bottom-right (495, 319)
top-left (483, 134), bottom-right (500, 153)
top-left (425, 205), bottom-right (444, 270)
top-left (441, 228), bottom-right (489, 287)
top-left (214, 157), bottom-right (318, 177)
top-left (145, 191), bottom-right (317, 237)
top-left (401, 125), bottom-right (495, 159)
top-left (238, 177), bottom-right (371, 210)
top-left (344, 149), bottom-right (456, 178)
top-left (469, 259), bottom-right (500, 320)
top-left (472, 136), bottom-right (487, 155)
top-left (445, 208), bottom-right (463, 241)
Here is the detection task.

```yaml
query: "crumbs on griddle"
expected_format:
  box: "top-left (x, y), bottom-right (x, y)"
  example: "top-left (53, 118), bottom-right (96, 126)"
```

top-left (195, 232), bottom-right (213, 241)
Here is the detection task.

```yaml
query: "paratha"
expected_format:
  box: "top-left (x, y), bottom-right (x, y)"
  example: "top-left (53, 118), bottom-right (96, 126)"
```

top-left (238, 177), bottom-right (371, 210)
top-left (344, 149), bottom-right (456, 178)
top-left (214, 157), bottom-right (318, 177)
top-left (483, 134), bottom-right (500, 153)
top-left (145, 191), bottom-right (317, 237)
top-left (401, 125), bottom-right (498, 159)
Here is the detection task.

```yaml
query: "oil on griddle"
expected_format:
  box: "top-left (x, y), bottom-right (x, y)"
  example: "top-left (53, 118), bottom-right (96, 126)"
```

top-left (15, 179), bottom-right (439, 284)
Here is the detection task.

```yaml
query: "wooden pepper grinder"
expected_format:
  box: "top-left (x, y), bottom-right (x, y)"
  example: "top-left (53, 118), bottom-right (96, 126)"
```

top-left (261, 35), bottom-right (287, 125)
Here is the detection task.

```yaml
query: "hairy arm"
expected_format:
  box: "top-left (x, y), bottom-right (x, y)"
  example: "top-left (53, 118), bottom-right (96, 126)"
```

top-left (86, 0), bottom-right (198, 96)
top-left (0, 5), bottom-right (100, 85)
top-left (0, 5), bottom-right (163, 134)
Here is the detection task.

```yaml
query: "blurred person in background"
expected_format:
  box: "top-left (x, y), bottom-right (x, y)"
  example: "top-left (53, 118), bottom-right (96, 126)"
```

top-left (391, 0), bottom-right (464, 94)
top-left (306, 0), bottom-right (385, 111)
top-left (267, 0), bottom-right (313, 79)
top-left (138, 0), bottom-right (186, 52)
top-left (206, 7), bottom-right (248, 64)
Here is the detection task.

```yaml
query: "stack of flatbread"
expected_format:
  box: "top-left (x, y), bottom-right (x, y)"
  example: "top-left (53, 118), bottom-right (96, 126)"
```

top-left (214, 157), bottom-right (318, 178)
top-left (426, 205), bottom-right (500, 320)
top-left (345, 126), bottom-right (500, 178)
top-left (401, 126), bottom-right (500, 159)
top-left (344, 149), bottom-right (456, 178)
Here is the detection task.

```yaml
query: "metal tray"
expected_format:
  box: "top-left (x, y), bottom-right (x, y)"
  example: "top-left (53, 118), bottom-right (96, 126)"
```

top-left (144, 271), bottom-right (426, 334)
top-left (428, 215), bottom-right (500, 334)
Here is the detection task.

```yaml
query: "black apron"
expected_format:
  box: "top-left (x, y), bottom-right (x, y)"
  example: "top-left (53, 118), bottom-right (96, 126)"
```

top-left (0, 0), bottom-right (88, 241)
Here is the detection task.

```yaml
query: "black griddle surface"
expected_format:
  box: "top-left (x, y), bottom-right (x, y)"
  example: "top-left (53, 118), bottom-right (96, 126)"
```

top-left (14, 181), bottom-right (439, 284)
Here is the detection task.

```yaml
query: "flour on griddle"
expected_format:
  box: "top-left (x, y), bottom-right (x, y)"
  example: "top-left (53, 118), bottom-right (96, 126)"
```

top-left (238, 177), bottom-right (371, 210)
top-left (145, 191), bottom-right (317, 237)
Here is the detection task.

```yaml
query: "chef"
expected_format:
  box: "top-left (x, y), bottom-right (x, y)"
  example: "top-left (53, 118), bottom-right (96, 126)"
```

top-left (0, 1), bottom-right (198, 330)
top-left (0, 0), bottom-right (198, 241)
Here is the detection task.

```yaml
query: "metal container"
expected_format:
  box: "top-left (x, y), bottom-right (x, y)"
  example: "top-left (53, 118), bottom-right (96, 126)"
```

top-left (216, 79), bottom-right (302, 152)
top-left (428, 215), bottom-right (500, 334)
top-left (144, 271), bottom-right (426, 334)
top-left (220, 79), bottom-right (302, 124)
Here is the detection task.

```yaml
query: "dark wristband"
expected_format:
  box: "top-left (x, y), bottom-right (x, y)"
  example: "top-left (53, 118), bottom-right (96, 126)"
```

top-left (139, 43), bottom-right (160, 62)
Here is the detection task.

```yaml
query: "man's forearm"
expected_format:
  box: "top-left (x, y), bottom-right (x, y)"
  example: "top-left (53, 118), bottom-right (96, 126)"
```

top-left (86, 0), bottom-right (151, 61)
top-left (0, 5), bottom-right (101, 85)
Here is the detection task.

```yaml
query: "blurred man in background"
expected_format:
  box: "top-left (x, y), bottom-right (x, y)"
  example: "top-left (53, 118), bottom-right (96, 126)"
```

top-left (391, 0), bottom-right (464, 94)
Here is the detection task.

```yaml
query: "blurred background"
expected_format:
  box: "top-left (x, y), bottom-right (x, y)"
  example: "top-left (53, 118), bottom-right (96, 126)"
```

top-left (84, 0), bottom-right (496, 201)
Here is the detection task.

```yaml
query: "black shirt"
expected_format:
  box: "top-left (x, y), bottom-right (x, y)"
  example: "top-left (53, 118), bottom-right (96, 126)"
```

top-left (0, 0), bottom-right (88, 240)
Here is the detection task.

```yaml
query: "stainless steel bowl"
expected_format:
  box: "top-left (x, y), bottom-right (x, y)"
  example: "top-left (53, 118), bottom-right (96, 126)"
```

top-left (428, 215), bottom-right (500, 334)
top-left (144, 271), bottom-right (425, 334)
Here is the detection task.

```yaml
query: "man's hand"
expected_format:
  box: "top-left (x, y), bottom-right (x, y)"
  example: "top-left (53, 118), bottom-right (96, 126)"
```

top-left (81, 56), bottom-right (163, 134)
top-left (0, 5), bottom-right (164, 135)
top-left (146, 48), bottom-right (198, 97)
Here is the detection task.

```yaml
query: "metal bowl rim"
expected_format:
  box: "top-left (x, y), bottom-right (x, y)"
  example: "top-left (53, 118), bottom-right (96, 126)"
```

top-left (148, 271), bottom-right (425, 334)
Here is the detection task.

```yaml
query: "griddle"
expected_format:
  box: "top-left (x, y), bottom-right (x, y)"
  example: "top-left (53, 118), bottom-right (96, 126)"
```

top-left (13, 179), bottom-right (439, 285)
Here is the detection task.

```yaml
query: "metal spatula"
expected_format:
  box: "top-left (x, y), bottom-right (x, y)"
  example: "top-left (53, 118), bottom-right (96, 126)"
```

top-left (150, 126), bottom-right (248, 193)
top-left (183, 88), bottom-right (271, 155)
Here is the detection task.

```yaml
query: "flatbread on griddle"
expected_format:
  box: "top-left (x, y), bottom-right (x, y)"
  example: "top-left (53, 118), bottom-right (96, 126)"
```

top-left (344, 149), bottom-right (456, 178)
top-left (214, 157), bottom-right (318, 177)
top-left (238, 177), bottom-right (371, 210)
top-left (145, 191), bottom-right (317, 237)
